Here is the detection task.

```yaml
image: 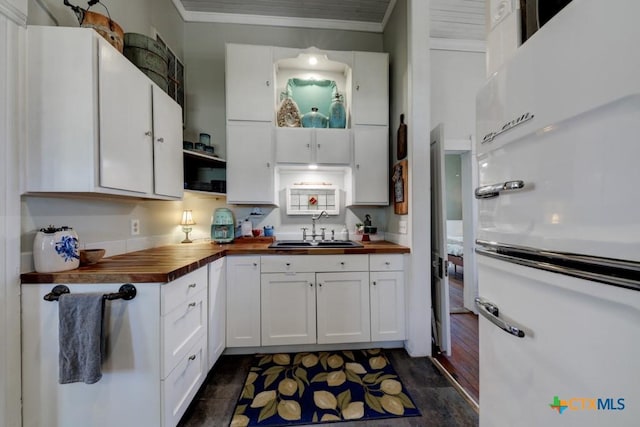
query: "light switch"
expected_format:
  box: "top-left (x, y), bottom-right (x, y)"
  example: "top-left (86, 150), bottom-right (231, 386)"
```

top-left (399, 220), bottom-right (407, 234)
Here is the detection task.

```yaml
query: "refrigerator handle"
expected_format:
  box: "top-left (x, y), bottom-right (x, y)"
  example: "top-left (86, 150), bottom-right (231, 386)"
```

top-left (474, 180), bottom-right (525, 199)
top-left (475, 297), bottom-right (526, 338)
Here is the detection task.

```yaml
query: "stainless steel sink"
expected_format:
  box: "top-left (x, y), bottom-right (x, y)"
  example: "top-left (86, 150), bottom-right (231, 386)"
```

top-left (268, 240), bottom-right (363, 249)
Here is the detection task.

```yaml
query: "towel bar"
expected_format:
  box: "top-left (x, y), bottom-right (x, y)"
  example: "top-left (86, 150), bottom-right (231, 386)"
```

top-left (43, 284), bottom-right (137, 301)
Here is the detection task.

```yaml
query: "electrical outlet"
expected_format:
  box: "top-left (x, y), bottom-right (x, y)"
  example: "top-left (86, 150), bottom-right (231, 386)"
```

top-left (399, 220), bottom-right (408, 234)
top-left (130, 219), bottom-right (140, 235)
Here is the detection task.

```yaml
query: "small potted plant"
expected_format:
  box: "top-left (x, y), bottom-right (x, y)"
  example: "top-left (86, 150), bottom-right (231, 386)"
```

top-left (355, 223), bottom-right (364, 235)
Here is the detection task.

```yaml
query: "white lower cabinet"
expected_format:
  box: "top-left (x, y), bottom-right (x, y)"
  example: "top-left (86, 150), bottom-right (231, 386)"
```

top-left (226, 256), bottom-right (261, 347)
top-left (261, 272), bottom-right (316, 345)
top-left (316, 271), bottom-right (371, 344)
top-left (21, 266), bottom-right (208, 427)
top-left (208, 257), bottom-right (226, 368)
top-left (370, 254), bottom-right (406, 341)
top-left (259, 255), bottom-right (371, 346)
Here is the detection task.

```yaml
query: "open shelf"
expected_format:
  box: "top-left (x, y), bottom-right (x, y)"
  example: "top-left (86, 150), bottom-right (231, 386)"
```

top-left (183, 150), bottom-right (226, 195)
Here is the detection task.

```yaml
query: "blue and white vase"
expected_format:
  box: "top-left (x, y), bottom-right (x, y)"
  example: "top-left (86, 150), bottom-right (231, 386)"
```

top-left (33, 226), bottom-right (80, 273)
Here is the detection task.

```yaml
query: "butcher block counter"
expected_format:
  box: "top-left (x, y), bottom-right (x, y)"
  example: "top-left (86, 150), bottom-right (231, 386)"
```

top-left (21, 239), bottom-right (410, 284)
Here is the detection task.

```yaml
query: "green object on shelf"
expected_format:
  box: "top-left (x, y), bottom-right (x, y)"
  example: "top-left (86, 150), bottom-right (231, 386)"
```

top-left (286, 78), bottom-right (337, 118)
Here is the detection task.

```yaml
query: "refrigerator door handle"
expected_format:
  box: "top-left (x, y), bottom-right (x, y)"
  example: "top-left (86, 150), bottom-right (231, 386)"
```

top-left (474, 180), bottom-right (525, 199)
top-left (475, 297), bottom-right (526, 338)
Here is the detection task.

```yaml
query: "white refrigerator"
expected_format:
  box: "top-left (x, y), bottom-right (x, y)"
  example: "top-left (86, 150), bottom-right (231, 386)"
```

top-left (475, 1), bottom-right (640, 426)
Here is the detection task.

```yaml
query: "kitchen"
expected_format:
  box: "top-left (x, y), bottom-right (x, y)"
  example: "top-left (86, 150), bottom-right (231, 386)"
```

top-left (4, 0), bottom-right (436, 425)
top-left (2, 1), bottom-right (638, 427)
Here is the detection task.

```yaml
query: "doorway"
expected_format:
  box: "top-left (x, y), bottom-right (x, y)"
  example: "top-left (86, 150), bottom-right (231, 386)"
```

top-left (431, 137), bottom-right (479, 404)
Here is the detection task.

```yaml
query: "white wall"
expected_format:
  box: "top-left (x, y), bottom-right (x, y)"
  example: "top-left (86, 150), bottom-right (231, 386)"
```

top-left (430, 48), bottom-right (485, 140)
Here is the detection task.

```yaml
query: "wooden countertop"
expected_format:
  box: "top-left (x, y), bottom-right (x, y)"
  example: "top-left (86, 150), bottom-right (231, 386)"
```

top-left (21, 240), bottom-right (410, 284)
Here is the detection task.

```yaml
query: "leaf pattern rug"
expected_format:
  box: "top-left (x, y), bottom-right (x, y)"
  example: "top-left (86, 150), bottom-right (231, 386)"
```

top-left (230, 349), bottom-right (421, 426)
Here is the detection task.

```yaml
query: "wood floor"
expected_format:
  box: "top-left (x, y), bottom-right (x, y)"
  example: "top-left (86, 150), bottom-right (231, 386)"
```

top-left (433, 268), bottom-right (479, 404)
top-left (179, 348), bottom-right (478, 426)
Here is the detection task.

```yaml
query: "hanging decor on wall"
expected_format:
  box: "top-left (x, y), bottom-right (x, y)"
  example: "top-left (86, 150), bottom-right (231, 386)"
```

top-left (397, 113), bottom-right (407, 160)
top-left (392, 159), bottom-right (408, 215)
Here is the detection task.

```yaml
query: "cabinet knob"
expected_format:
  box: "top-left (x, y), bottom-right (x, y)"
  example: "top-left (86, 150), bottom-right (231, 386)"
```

top-left (266, 162), bottom-right (271, 168)
top-left (309, 282), bottom-right (313, 287)
top-left (156, 137), bottom-right (164, 143)
top-left (266, 81), bottom-right (270, 86)
top-left (188, 302), bottom-right (196, 307)
top-left (253, 263), bottom-right (258, 267)
top-left (286, 262), bottom-right (291, 267)
top-left (145, 131), bottom-right (152, 136)
top-left (356, 84), bottom-right (360, 91)
top-left (356, 164), bottom-right (360, 169)
top-left (385, 261), bottom-right (391, 265)
top-left (317, 143), bottom-right (321, 149)
top-left (372, 281), bottom-right (377, 286)
top-left (340, 262), bottom-right (345, 266)
top-left (188, 354), bottom-right (196, 361)
top-left (318, 283), bottom-right (322, 287)
top-left (188, 283), bottom-right (197, 288)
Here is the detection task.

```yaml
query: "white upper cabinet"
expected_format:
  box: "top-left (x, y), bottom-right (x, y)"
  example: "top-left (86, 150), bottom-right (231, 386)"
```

top-left (275, 128), bottom-right (350, 165)
top-left (226, 122), bottom-right (275, 205)
top-left (226, 44), bottom-right (274, 121)
top-left (25, 26), bottom-right (183, 200)
top-left (352, 52), bottom-right (389, 125)
top-left (152, 86), bottom-right (184, 198)
top-left (98, 41), bottom-right (154, 194)
top-left (351, 126), bottom-right (389, 205)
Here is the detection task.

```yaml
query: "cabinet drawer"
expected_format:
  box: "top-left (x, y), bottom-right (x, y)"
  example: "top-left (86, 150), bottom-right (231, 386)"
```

top-left (161, 267), bottom-right (207, 315)
top-left (369, 254), bottom-right (404, 271)
top-left (261, 255), bottom-right (368, 273)
top-left (162, 288), bottom-right (207, 378)
top-left (162, 335), bottom-right (206, 427)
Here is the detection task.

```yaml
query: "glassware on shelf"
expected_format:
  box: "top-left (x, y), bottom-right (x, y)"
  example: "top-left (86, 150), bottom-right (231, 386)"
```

top-left (328, 93), bottom-right (346, 128)
top-left (301, 107), bottom-right (328, 128)
top-left (277, 92), bottom-right (302, 127)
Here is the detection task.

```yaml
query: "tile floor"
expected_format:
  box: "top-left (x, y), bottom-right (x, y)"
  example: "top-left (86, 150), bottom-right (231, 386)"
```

top-left (178, 348), bottom-right (479, 427)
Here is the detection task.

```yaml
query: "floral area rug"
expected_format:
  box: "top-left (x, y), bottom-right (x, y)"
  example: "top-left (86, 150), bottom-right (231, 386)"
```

top-left (229, 349), bottom-right (420, 426)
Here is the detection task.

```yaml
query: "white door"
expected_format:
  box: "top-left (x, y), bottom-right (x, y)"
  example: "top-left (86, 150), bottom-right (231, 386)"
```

top-left (98, 38), bottom-right (153, 194)
top-left (261, 273), bottom-right (316, 345)
top-left (226, 256), bottom-right (261, 347)
top-left (316, 272), bottom-right (370, 344)
top-left (315, 129), bottom-right (351, 165)
top-left (152, 86), bottom-right (183, 198)
top-left (352, 126), bottom-right (389, 205)
top-left (430, 123), bottom-right (451, 355)
top-left (370, 271), bottom-right (406, 341)
top-left (275, 128), bottom-right (313, 163)
top-left (226, 122), bottom-right (275, 204)
top-left (225, 44), bottom-right (273, 121)
top-left (352, 51), bottom-right (388, 125)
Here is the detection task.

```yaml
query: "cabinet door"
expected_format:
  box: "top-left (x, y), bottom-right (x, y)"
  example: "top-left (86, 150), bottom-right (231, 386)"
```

top-left (315, 129), bottom-right (351, 165)
top-left (261, 272), bottom-right (316, 345)
top-left (275, 128), bottom-right (313, 163)
top-left (226, 122), bottom-right (275, 204)
top-left (208, 258), bottom-right (226, 369)
top-left (352, 52), bottom-right (389, 125)
top-left (370, 271), bottom-right (406, 341)
top-left (352, 126), bottom-right (389, 205)
top-left (226, 44), bottom-right (274, 121)
top-left (226, 256), bottom-right (261, 347)
top-left (152, 86), bottom-right (183, 198)
top-left (99, 38), bottom-right (153, 194)
top-left (316, 272), bottom-right (370, 344)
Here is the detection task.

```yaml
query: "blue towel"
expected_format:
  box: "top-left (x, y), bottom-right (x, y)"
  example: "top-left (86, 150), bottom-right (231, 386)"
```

top-left (58, 293), bottom-right (105, 384)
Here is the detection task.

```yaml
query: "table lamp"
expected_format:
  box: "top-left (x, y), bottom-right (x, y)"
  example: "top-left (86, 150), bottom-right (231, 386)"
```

top-left (180, 210), bottom-right (195, 243)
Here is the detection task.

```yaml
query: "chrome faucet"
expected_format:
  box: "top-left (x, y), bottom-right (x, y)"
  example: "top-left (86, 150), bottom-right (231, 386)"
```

top-left (309, 210), bottom-right (329, 242)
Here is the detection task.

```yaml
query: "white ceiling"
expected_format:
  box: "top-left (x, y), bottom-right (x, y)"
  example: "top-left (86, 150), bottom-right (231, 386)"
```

top-left (174, 0), bottom-right (487, 39)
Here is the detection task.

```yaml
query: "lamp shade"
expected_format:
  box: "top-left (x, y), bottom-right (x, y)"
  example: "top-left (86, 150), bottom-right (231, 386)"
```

top-left (180, 210), bottom-right (195, 226)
